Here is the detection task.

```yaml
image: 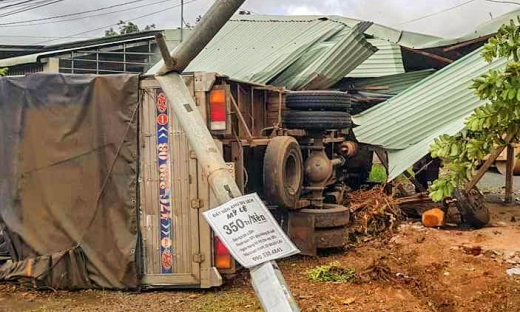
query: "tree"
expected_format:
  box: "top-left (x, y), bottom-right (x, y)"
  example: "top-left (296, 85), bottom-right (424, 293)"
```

top-left (429, 19), bottom-right (520, 202)
top-left (104, 21), bottom-right (156, 37)
top-left (0, 68), bottom-right (7, 76)
top-left (144, 24), bottom-right (156, 31)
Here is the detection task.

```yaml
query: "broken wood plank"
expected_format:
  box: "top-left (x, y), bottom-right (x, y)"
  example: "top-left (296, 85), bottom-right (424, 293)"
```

top-left (506, 144), bottom-right (515, 204)
top-left (465, 132), bottom-right (515, 192)
top-left (402, 47), bottom-right (454, 64)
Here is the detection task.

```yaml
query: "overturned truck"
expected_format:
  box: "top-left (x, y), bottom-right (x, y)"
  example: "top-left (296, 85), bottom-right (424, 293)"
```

top-left (0, 72), bottom-right (374, 289)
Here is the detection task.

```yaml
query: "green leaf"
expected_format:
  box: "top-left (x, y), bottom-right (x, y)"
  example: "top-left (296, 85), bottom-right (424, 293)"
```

top-left (450, 144), bottom-right (460, 157)
top-left (509, 88), bottom-right (517, 100)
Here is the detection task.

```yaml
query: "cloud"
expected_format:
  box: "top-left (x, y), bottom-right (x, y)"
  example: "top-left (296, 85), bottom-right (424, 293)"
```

top-left (284, 5), bottom-right (326, 15)
top-left (1, 0), bottom-right (520, 44)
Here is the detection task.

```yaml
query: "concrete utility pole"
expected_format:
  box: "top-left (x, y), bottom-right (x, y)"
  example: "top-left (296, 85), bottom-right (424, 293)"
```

top-left (154, 1), bottom-right (300, 311)
top-left (180, 0), bottom-right (184, 43)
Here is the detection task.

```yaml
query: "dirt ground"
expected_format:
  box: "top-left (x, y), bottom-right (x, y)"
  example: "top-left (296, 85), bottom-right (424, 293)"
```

top-left (1, 202), bottom-right (520, 312)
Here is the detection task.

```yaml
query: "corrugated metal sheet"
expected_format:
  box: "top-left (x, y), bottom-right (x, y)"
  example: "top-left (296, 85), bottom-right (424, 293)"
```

top-left (346, 69), bottom-right (435, 95)
top-left (270, 26), bottom-right (377, 89)
top-left (425, 9), bottom-right (520, 48)
top-left (346, 39), bottom-right (405, 78)
top-left (331, 16), bottom-right (443, 49)
top-left (386, 122), bottom-right (465, 181)
top-left (150, 16), bottom-right (377, 90)
top-left (352, 47), bottom-right (507, 180)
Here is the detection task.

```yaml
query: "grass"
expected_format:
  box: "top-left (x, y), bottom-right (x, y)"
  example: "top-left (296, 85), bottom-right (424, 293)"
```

top-left (368, 163), bottom-right (417, 185)
top-left (368, 163), bottom-right (388, 183)
top-left (307, 262), bottom-right (356, 283)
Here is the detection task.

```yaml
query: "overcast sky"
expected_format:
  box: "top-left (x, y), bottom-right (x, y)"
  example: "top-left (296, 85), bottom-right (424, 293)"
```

top-left (1, 0), bottom-right (520, 45)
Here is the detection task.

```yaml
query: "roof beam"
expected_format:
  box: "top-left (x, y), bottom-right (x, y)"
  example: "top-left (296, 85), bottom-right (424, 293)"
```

top-left (442, 34), bottom-right (494, 52)
top-left (402, 47), bottom-right (454, 64)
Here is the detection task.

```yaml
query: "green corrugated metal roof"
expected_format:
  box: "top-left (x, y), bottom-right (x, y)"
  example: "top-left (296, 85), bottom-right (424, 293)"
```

top-left (346, 39), bottom-right (405, 78)
top-left (423, 9), bottom-right (520, 48)
top-left (346, 69), bottom-right (435, 95)
top-left (352, 47), bottom-right (507, 180)
top-left (329, 16), bottom-right (443, 49)
top-left (148, 16), bottom-right (378, 90)
top-left (270, 26), bottom-right (377, 89)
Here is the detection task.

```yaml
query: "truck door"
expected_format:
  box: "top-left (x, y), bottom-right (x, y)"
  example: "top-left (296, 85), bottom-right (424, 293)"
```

top-left (139, 82), bottom-right (212, 287)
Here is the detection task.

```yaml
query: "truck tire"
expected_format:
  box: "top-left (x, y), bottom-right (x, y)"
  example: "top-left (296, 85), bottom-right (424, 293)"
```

top-left (299, 204), bottom-right (350, 228)
top-left (454, 188), bottom-right (489, 228)
top-left (263, 136), bottom-right (303, 208)
top-left (284, 111), bottom-right (352, 130)
top-left (0, 231), bottom-right (10, 264)
top-left (285, 91), bottom-right (351, 111)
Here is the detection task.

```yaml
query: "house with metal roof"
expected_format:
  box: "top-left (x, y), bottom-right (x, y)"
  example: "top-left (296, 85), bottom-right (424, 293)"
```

top-left (0, 29), bottom-right (188, 76)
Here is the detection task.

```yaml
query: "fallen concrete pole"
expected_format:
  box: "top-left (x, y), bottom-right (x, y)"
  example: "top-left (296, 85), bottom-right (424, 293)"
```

top-left (156, 0), bottom-right (244, 75)
top-left (156, 73), bottom-right (300, 312)
top-left (154, 0), bottom-right (300, 310)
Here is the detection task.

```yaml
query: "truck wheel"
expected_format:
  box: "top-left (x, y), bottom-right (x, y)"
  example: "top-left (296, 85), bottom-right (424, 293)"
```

top-left (454, 188), bottom-right (489, 228)
top-left (299, 204), bottom-right (350, 228)
top-left (263, 136), bottom-right (303, 208)
top-left (285, 91), bottom-right (351, 111)
top-left (0, 231), bottom-right (10, 264)
top-left (284, 111), bottom-right (352, 130)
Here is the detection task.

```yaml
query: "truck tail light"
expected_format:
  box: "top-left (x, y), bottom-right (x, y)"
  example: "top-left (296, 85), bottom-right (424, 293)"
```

top-left (214, 236), bottom-right (232, 269)
top-left (209, 89), bottom-right (226, 130)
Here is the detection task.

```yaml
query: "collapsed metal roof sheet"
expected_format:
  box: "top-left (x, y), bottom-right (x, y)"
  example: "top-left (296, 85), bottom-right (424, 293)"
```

top-left (151, 16), bottom-right (377, 90)
top-left (346, 39), bottom-right (405, 78)
top-left (345, 69), bottom-right (435, 95)
top-left (269, 23), bottom-right (377, 90)
top-left (425, 9), bottom-right (520, 48)
top-left (352, 47), bottom-right (507, 180)
top-left (318, 16), bottom-right (443, 49)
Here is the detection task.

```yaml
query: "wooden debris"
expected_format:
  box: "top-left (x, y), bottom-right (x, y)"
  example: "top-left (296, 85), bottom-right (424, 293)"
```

top-left (422, 208), bottom-right (446, 227)
top-left (345, 186), bottom-right (403, 238)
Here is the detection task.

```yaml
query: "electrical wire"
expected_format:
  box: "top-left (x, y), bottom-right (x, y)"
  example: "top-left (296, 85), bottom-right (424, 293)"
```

top-left (0, 34), bottom-right (95, 38)
top-left (0, 0), bottom-right (67, 18)
top-left (0, 0), bottom-right (154, 26)
top-left (392, 0), bottom-right (477, 26)
top-left (484, 0), bottom-right (520, 5)
top-left (0, 0), bottom-right (173, 27)
top-left (0, 0), bottom-right (63, 16)
top-left (0, 0), bottom-right (51, 11)
top-left (0, 0), bottom-right (40, 11)
top-left (36, 0), bottom-right (199, 44)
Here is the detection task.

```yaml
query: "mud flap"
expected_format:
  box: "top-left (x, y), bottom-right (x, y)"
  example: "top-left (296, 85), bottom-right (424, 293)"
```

top-left (288, 212), bottom-right (317, 256)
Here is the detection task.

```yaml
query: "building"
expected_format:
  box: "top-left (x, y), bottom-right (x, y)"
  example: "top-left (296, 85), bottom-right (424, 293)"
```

top-left (0, 29), bottom-right (188, 76)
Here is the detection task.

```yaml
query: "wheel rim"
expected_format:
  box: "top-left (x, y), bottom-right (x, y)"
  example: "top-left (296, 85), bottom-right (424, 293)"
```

top-left (284, 153), bottom-right (301, 196)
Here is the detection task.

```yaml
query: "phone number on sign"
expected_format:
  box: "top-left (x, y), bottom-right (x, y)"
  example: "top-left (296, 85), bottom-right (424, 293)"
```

top-left (251, 247), bottom-right (283, 262)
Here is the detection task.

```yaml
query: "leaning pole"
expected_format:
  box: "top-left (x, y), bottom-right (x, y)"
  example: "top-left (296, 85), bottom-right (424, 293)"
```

top-left (154, 1), bottom-right (300, 311)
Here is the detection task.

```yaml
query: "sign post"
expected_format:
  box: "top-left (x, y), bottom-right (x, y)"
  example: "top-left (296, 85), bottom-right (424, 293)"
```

top-left (203, 193), bottom-right (300, 311)
top-left (203, 193), bottom-right (299, 268)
